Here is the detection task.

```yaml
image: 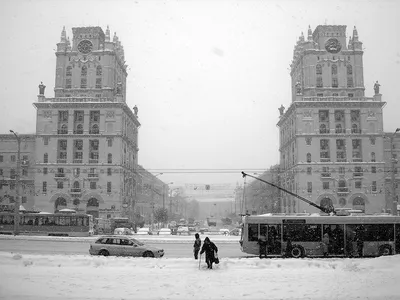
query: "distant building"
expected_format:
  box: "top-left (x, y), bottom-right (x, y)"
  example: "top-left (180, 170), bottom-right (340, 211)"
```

top-left (384, 133), bottom-right (400, 213)
top-left (0, 135), bottom-right (36, 211)
top-left (277, 25), bottom-right (386, 214)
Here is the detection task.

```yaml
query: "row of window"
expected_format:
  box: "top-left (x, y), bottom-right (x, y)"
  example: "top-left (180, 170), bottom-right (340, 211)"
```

top-left (316, 77), bottom-right (353, 88)
top-left (44, 167), bottom-right (114, 176)
top-left (0, 155), bottom-right (29, 163)
top-left (306, 166), bottom-right (380, 175)
top-left (0, 168), bottom-right (28, 177)
top-left (0, 215), bottom-right (90, 226)
top-left (306, 181), bottom-right (378, 193)
top-left (316, 64), bottom-right (352, 76)
top-left (66, 65), bottom-right (102, 77)
top-left (41, 181), bottom-right (112, 193)
top-left (0, 196), bottom-right (27, 203)
top-left (319, 110), bottom-right (360, 122)
top-left (58, 111), bottom-right (100, 123)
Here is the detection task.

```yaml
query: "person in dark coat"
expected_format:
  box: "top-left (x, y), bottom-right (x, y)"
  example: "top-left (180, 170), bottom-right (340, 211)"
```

top-left (258, 234), bottom-right (267, 259)
top-left (193, 233), bottom-right (201, 259)
top-left (200, 237), bottom-right (218, 269)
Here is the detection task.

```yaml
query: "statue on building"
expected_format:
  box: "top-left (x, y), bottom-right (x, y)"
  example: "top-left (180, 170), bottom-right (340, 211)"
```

top-left (278, 105), bottom-right (285, 116)
top-left (116, 82), bottom-right (122, 95)
top-left (374, 81), bottom-right (380, 95)
top-left (38, 82), bottom-right (46, 95)
top-left (133, 105), bottom-right (138, 116)
top-left (295, 81), bottom-right (302, 95)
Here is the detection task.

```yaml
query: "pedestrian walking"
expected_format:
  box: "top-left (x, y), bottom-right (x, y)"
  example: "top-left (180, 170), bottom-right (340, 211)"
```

top-left (200, 237), bottom-right (218, 269)
top-left (193, 233), bottom-right (201, 260)
top-left (321, 232), bottom-right (330, 257)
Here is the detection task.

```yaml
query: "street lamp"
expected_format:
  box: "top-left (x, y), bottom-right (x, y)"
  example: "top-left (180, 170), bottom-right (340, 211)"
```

top-left (390, 128), bottom-right (400, 215)
top-left (9, 130), bottom-right (21, 235)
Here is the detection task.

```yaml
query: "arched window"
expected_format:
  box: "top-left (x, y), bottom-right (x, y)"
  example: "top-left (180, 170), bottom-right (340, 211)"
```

top-left (352, 124), bottom-right (359, 133)
top-left (73, 181), bottom-right (80, 189)
top-left (371, 152), bottom-right (376, 162)
top-left (90, 124), bottom-right (99, 134)
top-left (339, 198), bottom-right (346, 207)
top-left (76, 124), bottom-right (83, 134)
top-left (306, 153), bottom-right (311, 163)
top-left (96, 66), bottom-right (102, 76)
top-left (319, 124), bottom-right (327, 134)
top-left (108, 153), bottom-right (112, 164)
top-left (43, 153), bottom-right (48, 163)
top-left (332, 64), bottom-right (337, 75)
top-left (87, 197), bottom-right (99, 207)
top-left (335, 124), bottom-right (342, 133)
top-left (316, 64), bottom-right (322, 75)
top-left (66, 66), bottom-right (72, 76)
top-left (81, 66), bottom-right (87, 77)
top-left (60, 124), bottom-right (68, 134)
top-left (347, 65), bottom-right (353, 75)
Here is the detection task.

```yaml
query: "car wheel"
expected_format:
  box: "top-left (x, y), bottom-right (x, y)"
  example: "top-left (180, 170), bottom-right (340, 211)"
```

top-left (290, 245), bottom-right (304, 258)
top-left (379, 244), bottom-right (392, 256)
top-left (143, 251), bottom-right (154, 258)
top-left (99, 250), bottom-right (109, 256)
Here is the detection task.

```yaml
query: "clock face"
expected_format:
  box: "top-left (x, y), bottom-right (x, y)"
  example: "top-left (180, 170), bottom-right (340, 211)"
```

top-left (77, 40), bottom-right (93, 54)
top-left (325, 38), bottom-right (342, 53)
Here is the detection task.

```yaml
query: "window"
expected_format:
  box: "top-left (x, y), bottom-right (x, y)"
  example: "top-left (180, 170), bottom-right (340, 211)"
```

top-left (95, 78), bottom-right (102, 89)
top-left (331, 64), bottom-right (337, 75)
top-left (372, 181), bottom-right (377, 192)
top-left (370, 137), bottom-right (376, 145)
top-left (90, 182), bottom-right (97, 190)
top-left (323, 182), bottom-right (329, 190)
top-left (351, 124), bottom-right (359, 134)
top-left (80, 78), bottom-right (87, 89)
top-left (90, 124), bottom-right (99, 134)
top-left (0, 155), bottom-right (3, 162)
top-left (347, 65), bottom-right (353, 75)
top-left (57, 181), bottom-right (64, 189)
top-left (10, 155), bottom-right (16, 162)
top-left (306, 138), bottom-right (311, 146)
top-left (43, 182), bottom-right (47, 193)
top-left (347, 77), bottom-right (353, 88)
top-left (0, 169), bottom-right (2, 175)
top-left (107, 182), bottom-right (112, 193)
top-left (307, 167), bottom-right (312, 175)
top-left (107, 168), bottom-right (112, 176)
top-left (355, 180), bottom-right (362, 189)
top-left (372, 166), bottom-right (376, 173)
top-left (66, 78), bottom-right (72, 89)
top-left (107, 139), bottom-right (113, 147)
top-left (96, 66), bottom-right (102, 76)
top-left (332, 93), bottom-right (339, 96)
top-left (316, 77), bottom-right (323, 87)
top-left (319, 124), bottom-right (327, 134)
top-left (317, 93), bottom-right (324, 97)
top-left (73, 168), bottom-right (80, 177)
top-left (339, 167), bottom-right (345, 174)
top-left (21, 196), bottom-right (27, 204)
top-left (348, 93), bottom-right (354, 98)
top-left (81, 66), bottom-right (87, 77)
top-left (332, 78), bottom-right (338, 88)
top-left (371, 152), bottom-right (376, 162)
top-left (75, 124), bottom-right (83, 134)
top-left (316, 64), bottom-right (322, 75)
top-left (66, 66), bottom-right (72, 76)
top-left (108, 153), bottom-right (112, 164)
top-left (43, 167), bottom-right (48, 175)
top-left (307, 153), bottom-right (311, 163)
top-left (307, 182), bottom-right (312, 193)
top-left (43, 137), bottom-right (49, 145)
top-left (90, 111), bottom-right (100, 122)
top-left (283, 224), bottom-right (321, 242)
top-left (335, 124), bottom-right (343, 133)
top-left (354, 166), bottom-right (363, 177)
top-left (22, 168), bottom-right (27, 176)
top-left (44, 153), bottom-right (48, 163)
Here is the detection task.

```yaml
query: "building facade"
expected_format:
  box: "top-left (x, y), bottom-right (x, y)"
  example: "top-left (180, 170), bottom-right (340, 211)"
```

top-left (277, 25), bottom-right (386, 214)
top-left (384, 133), bottom-right (400, 214)
top-left (32, 26), bottom-right (141, 219)
top-left (0, 135), bottom-right (36, 211)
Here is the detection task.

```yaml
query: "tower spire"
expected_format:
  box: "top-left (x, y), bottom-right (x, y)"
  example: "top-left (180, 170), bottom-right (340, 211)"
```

top-left (105, 25), bottom-right (110, 42)
top-left (113, 32), bottom-right (118, 43)
top-left (60, 26), bottom-right (66, 42)
top-left (353, 26), bottom-right (359, 41)
top-left (300, 32), bottom-right (304, 42)
top-left (307, 25), bottom-right (312, 41)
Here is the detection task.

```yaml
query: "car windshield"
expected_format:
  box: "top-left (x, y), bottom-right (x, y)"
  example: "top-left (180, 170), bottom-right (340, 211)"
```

top-left (130, 238), bottom-right (144, 246)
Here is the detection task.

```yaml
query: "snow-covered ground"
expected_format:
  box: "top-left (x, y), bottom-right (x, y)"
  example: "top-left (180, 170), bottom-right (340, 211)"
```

top-left (1, 251), bottom-right (400, 300)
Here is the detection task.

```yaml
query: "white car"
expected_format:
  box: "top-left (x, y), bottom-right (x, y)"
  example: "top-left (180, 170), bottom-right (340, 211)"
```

top-left (177, 226), bottom-right (190, 235)
top-left (158, 228), bottom-right (172, 235)
top-left (137, 227), bottom-right (151, 235)
top-left (114, 228), bottom-right (133, 235)
top-left (219, 229), bottom-right (230, 236)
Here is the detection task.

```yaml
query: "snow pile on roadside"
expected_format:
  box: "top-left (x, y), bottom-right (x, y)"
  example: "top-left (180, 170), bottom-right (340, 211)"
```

top-left (1, 251), bottom-right (400, 300)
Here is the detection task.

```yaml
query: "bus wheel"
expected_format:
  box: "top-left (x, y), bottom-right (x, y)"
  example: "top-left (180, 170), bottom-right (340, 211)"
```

top-left (290, 245), bottom-right (304, 258)
top-left (378, 245), bottom-right (392, 256)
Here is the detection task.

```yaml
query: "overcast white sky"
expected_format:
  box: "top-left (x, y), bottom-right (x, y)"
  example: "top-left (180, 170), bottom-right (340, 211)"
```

top-left (0, 0), bottom-right (399, 187)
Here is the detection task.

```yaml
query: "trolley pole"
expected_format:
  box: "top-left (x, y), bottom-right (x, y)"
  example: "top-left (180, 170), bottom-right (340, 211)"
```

top-left (390, 128), bottom-right (400, 215)
top-left (10, 130), bottom-right (21, 235)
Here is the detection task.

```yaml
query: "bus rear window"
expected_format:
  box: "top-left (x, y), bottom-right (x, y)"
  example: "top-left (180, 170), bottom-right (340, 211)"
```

top-left (283, 224), bottom-right (321, 242)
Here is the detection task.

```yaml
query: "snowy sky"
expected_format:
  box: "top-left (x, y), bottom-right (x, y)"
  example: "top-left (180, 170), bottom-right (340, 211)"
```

top-left (0, 0), bottom-right (399, 187)
top-left (1, 250), bottom-right (400, 299)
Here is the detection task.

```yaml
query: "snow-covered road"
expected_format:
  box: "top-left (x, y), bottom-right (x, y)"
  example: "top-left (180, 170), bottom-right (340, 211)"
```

top-left (1, 251), bottom-right (400, 300)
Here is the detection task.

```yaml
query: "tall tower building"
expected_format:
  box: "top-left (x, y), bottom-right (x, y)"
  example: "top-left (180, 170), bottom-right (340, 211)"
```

top-left (33, 26), bottom-right (140, 219)
top-left (277, 25), bottom-right (385, 214)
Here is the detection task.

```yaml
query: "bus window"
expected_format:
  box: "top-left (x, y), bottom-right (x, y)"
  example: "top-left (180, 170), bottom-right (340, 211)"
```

top-left (323, 224), bottom-right (345, 255)
top-left (260, 224), bottom-right (268, 237)
top-left (363, 224), bottom-right (394, 241)
top-left (248, 224), bottom-right (258, 241)
top-left (283, 224), bottom-right (321, 242)
top-left (396, 224), bottom-right (400, 254)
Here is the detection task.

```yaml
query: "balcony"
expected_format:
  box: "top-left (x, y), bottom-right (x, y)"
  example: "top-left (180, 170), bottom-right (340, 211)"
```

top-left (337, 158), bottom-right (347, 162)
top-left (57, 159), bottom-right (67, 164)
top-left (73, 159), bottom-right (83, 164)
top-left (320, 158), bottom-right (331, 162)
top-left (55, 173), bottom-right (66, 179)
top-left (87, 173), bottom-right (99, 180)
top-left (321, 173), bottom-right (331, 178)
top-left (352, 158), bottom-right (363, 162)
top-left (337, 187), bottom-right (349, 195)
top-left (353, 172), bottom-right (363, 177)
top-left (70, 188), bottom-right (81, 196)
top-left (89, 159), bottom-right (98, 164)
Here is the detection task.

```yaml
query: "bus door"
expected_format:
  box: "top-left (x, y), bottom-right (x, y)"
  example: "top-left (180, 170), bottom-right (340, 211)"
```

top-left (267, 225), bottom-right (281, 255)
top-left (323, 224), bottom-right (345, 255)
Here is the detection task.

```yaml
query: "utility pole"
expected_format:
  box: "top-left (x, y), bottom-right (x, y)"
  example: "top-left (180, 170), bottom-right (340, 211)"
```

top-left (10, 130), bottom-right (21, 235)
top-left (390, 128), bottom-right (400, 215)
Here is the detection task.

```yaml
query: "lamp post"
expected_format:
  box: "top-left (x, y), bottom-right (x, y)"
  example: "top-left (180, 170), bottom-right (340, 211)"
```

top-left (390, 128), bottom-right (400, 215)
top-left (9, 130), bottom-right (21, 235)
